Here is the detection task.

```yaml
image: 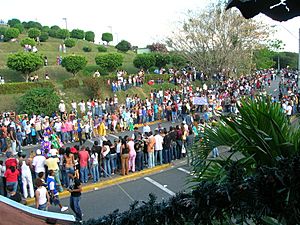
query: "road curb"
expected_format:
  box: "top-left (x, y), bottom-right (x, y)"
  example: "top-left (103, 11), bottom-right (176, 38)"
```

top-left (26, 163), bottom-right (171, 205)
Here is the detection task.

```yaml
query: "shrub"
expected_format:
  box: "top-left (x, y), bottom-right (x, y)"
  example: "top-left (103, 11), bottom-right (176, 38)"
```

top-left (171, 53), bottom-right (186, 68)
top-left (61, 55), bottom-right (87, 76)
top-left (85, 31), bottom-right (95, 42)
top-left (4, 28), bottom-right (20, 41)
top-left (0, 81), bottom-right (54, 94)
top-left (83, 46), bottom-right (92, 52)
top-left (23, 21), bottom-right (42, 30)
top-left (70, 29), bottom-right (84, 39)
top-left (63, 78), bottom-right (80, 89)
top-left (115, 40), bottom-right (131, 52)
top-left (42, 26), bottom-right (50, 33)
top-left (28, 28), bottom-right (41, 39)
top-left (101, 32), bottom-right (113, 45)
top-left (39, 32), bottom-right (49, 42)
top-left (82, 77), bottom-right (105, 97)
top-left (20, 38), bottom-right (36, 47)
top-left (97, 45), bottom-right (107, 52)
top-left (82, 65), bottom-right (108, 76)
top-left (95, 53), bottom-right (123, 73)
top-left (12, 23), bottom-right (24, 33)
top-left (7, 18), bottom-right (21, 27)
top-left (48, 26), bottom-right (60, 37)
top-left (153, 53), bottom-right (171, 68)
top-left (56, 29), bottom-right (70, 39)
top-left (64, 38), bottom-right (76, 48)
top-left (18, 87), bottom-right (60, 115)
top-left (133, 53), bottom-right (156, 70)
top-left (0, 27), bottom-right (7, 36)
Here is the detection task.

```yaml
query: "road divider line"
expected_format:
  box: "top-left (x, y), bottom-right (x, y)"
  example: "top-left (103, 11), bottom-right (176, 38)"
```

top-left (144, 177), bottom-right (176, 196)
top-left (177, 167), bottom-right (191, 174)
top-left (108, 133), bottom-right (119, 139)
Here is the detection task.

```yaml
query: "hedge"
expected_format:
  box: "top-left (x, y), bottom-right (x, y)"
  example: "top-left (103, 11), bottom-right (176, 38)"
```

top-left (0, 81), bottom-right (55, 94)
top-left (62, 78), bottom-right (80, 89)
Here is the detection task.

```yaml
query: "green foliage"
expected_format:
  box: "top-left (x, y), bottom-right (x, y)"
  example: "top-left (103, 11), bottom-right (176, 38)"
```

top-left (0, 27), bottom-right (7, 36)
top-left (274, 52), bottom-right (298, 69)
top-left (70, 29), bottom-right (85, 39)
top-left (82, 65), bottom-right (108, 76)
top-left (101, 32), bottom-right (113, 45)
top-left (48, 26), bottom-right (60, 37)
top-left (82, 46), bottom-right (92, 52)
top-left (254, 48), bottom-right (276, 69)
top-left (153, 53), bottom-right (171, 68)
top-left (95, 53), bottom-right (123, 72)
top-left (41, 26), bottom-right (50, 33)
top-left (63, 78), bottom-right (80, 89)
top-left (85, 31), bottom-right (95, 42)
top-left (0, 81), bottom-right (54, 94)
top-left (61, 55), bottom-right (87, 76)
top-left (7, 52), bottom-right (44, 81)
top-left (18, 87), bottom-right (60, 115)
top-left (12, 23), bottom-right (24, 33)
top-left (7, 18), bottom-right (21, 27)
top-left (20, 38), bottom-right (36, 47)
top-left (23, 21), bottom-right (42, 30)
top-left (133, 53), bottom-right (156, 70)
top-left (28, 28), bottom-right (41, 39)
top-left (4, 28), bottom-right (20, 41)
top-left (55, 29), bottom-right (70, 39)
top-left (39, 32), bottom-right (49, 42)
top-left (170, 53), bottom-right (186, 68)
top-left (115, 40), bottom-right (131, 52)
top-left (97, 45), bottom-right (107, 52)
top-left (64, 38), bottom-right (76, 48)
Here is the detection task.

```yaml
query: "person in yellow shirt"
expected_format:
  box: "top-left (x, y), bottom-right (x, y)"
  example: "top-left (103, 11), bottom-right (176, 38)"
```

top-left (98, 119), bottom-right (106, 137)
top-left (46, 150), bottom-right (63, 192)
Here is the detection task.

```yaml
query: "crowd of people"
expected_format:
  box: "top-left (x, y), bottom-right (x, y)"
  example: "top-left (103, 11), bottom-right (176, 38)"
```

top-left (0, 67), bottom-right (299, 222)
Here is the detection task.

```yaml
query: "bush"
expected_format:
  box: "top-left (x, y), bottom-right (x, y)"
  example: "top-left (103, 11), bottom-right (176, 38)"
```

top-left (7, 18), bottom-right (21, 27)
top-left (41, 26), bottom-right (50, 33)
top-left (85, 31), bottom-right (95, 42)
top-left (115, 40), bottom-right (131, 52)
top-left (171, 53), bottom-right (186, 68)
top-left (23, 21), bottom-right (42, 30)
top-left (82, 77), bottom-right (105, 97)
top-left (63, 78), bottom-right (80, 89)
top-left (56, 29), bottom-right (70, 39)
top-left (83, 46), bottom-right (92, 52)
top-left (0, 27), bottom-right (7, 36)
top-left (18, 87), bottom-right (60, 115)
top-left (101, 32), bottom-right (113, 45)
top-left (20, 38), bottom-right (36, 47)
top-left (64, 38), bottom-right (76, 48)
top-left (95, 53), bottom-right (123, 73)
top-left (70, 29), bottom-right (84, 39)
top-left (28, 28), bottom-right (41, 39)
top-left (0, 81), bottom-right (54, 94)
top-left (48, 26), bottom-right (60, 37)
top-left (153, 53), bottom-right (171, 68)
top-left (61, 55), bottom-right (87, 76)
top-left (4, 28), bottom-right (20, 41)
top-left (133, 53), bottom-right (156, 70)
top-left (39, 32), bottom-right (49, 42)
top-left (97, 45), bottom-right (107, 52)
top-left (12, 23), bottom-right (24, 33)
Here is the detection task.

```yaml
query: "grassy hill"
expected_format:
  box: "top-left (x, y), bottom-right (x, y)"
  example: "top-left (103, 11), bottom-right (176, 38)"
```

top-left (0, 34), bottom-right (176, 113)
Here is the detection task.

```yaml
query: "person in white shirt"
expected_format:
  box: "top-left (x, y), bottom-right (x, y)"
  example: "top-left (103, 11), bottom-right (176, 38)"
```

top-left (71, 100), bottom-right (77, 113)
top-left (78, 100), bottom-right (86, 117)
top-left (32, 149), bottom-right (46, 177)
top-left (154, 130), bottom-right (164, 165)
top-left (20, 155), bottom-right (34, 198)
top-left (143, 123), bottom-right (151, 134)
top-left (286, 103), bottom-right (293, 117)
top-left (58, 100), bottom-right (66, 119)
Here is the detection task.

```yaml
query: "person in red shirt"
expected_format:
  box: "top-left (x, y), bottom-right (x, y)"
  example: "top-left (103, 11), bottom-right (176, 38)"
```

top-left (78, 146), bottom-right (90, 183)
top-left (4, 166), bottom-right (19, 194)
top-left (5, 152), bottom-right (17, 169)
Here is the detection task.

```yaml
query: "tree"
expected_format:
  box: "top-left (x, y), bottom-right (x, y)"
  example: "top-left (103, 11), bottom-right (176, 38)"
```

top-left (133, 54), bottom-right (156, 70)
top-left (61, 55), bottom-right (87, 76)
top-left (64, 38), bottom-right (76, 48)
top-left (0, 27), bottom-right (7, 36)
top-left (269, 39), bottom-right (285, 70)
top-left (101, 32), bottom-right (113, 45)
top-left (167, 3), bottom-right (269, 76)
top-left (48, 26), bottom-right (60, 37)
top-left (153, 53), bottom-right (171, 68)
top-left (23, 21), bottom-right (42, 30)
top-left (7, 18), bottom-right (21, 27)
top-left (39, 32), bottom-right (49, 42)
top-left (20, 38), bottom-right (36, 47)
top-left (28, 28), bottom-right (41, 39)
top-left (18, 88), bottom-right (60, 116)
top-left (170, 53), bottom-right (186, 68)
top-left (4, 28), bottom-right (20, 41)
top-left (147, 42), bottom-right (168, 53)
top-left (56, 29), bottom-right (70, 39)
top-left (42, 26), bottom-right (50, 33)
top-left (97, 45), bottom-right (107, 52)
top-left (85, 31), bottom-right (95, 42)
top-left (275, 52), bottom-right (298, 69)
top-left (95, 53), bottom-right (123, 73)
top-left (12, 23), bottom-right (24, 33)
top-left (7, 52), bottom-right (44, 82)
top-left (70, 29), bottom-right (84, 39)
top-left (253, 48), bottom-right (276, 69)
top-left (115, 40), bottom-right (132, 52)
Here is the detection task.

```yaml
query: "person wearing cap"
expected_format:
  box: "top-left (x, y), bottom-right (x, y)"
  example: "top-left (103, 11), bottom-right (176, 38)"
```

top-left (32, 149), bottom-right (46, 178)
top-left (46, 150), bottom-right (63, 192)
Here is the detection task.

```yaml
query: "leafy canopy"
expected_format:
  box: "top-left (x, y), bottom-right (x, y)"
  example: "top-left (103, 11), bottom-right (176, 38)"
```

top-left (28, 28), bottom-right (41, 39)
top-left (115, 40), bottom-right (132, 52)
top-left (101, 32), bottom-right (113, 45)
top-left (61, 55), bottom-right (87, 76)
top-left (20, 38), bottom-right (36, 47)
top-left (70, 29), bottom-right (84, 39)
top-left (95, 53), bottom-right (123, 72)
top-left (133, 53), bottom-right (156, 70)
top-left (85, 31), bottom-right (95, 42)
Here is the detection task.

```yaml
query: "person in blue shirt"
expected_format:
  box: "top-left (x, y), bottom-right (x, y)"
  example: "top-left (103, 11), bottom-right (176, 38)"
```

top-left (30, 124), bottom-right (37, 145)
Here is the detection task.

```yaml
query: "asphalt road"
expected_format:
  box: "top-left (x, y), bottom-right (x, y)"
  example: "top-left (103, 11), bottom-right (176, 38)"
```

top-left (47, 160), bottom-right (193, 221)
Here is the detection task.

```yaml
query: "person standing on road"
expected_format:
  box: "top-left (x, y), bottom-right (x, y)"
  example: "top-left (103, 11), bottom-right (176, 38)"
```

top-left (120, 137), bottom-right (129, 176)
top-left (78, 146), bottom-right (90, 183)
top-left (46, 150), bottom-right (63, 192)
top-left (35, 178), bottom-right (50, 211)
top-left (147, 131), bottom-right (156, 168)
top-left (154, 130), bottom-right (164, 165)
top-left (32, 149), bottom-right (46, 179)
top-left (20, 154), bottom-right (34, 199)
top-left (128, 138), bottom-right (136, 172)
top-left (68, 177), bottom-right (83, 223)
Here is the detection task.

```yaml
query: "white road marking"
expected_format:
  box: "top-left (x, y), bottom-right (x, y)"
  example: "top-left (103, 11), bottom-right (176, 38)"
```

top-left (177, 167), bottom-right (191, 174)
top-left (144, 177), bottom-right (176, 196)
top-left (108, 134), bottom-right (119, 139)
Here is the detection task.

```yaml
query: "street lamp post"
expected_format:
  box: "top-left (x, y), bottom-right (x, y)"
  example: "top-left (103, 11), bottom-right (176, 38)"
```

top-left (62, 18), bottom-right (68, 30)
